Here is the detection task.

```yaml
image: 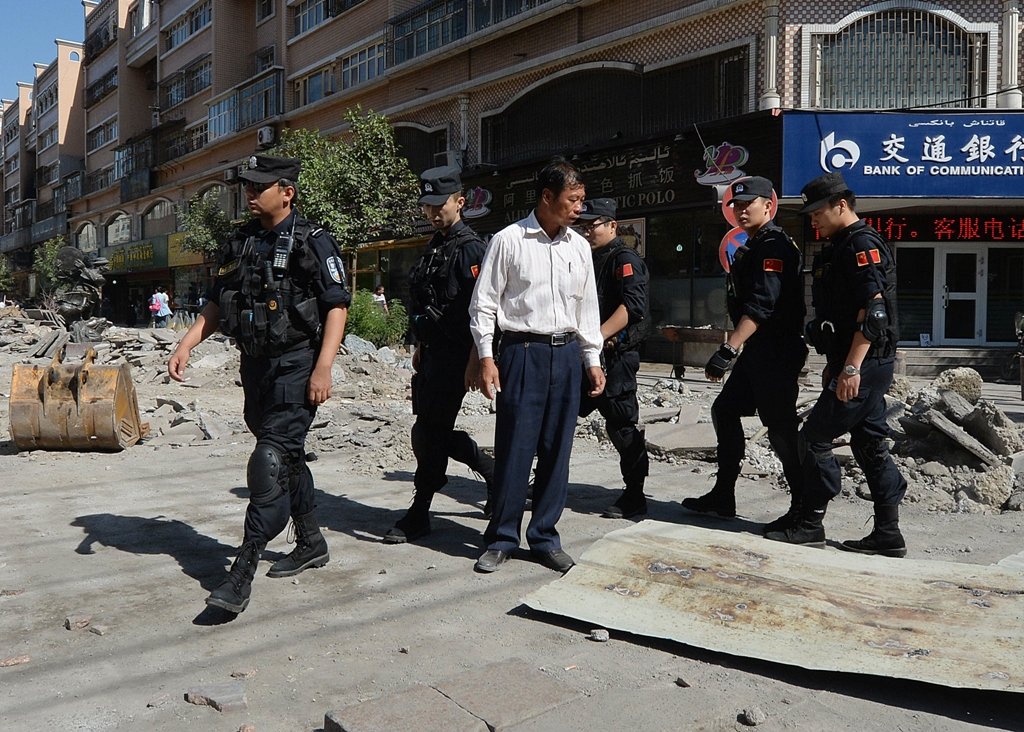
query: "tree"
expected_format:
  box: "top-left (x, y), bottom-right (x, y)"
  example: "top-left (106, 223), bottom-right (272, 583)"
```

top-left (33, 236), bottom-right (64, 290)
top-left (178, 188), bottom-right (236, 257)
top-left (271, 107), bottom-right (421, 248)
top-left (0, 254), bottom-right (13, 294)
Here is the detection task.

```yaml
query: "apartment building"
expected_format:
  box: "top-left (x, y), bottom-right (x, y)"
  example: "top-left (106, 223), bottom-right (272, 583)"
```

top-left (4, 0), bottom-right (1024, 350)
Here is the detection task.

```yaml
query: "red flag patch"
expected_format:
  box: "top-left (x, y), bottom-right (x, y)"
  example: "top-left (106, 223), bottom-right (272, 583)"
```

top-left (620, 263), bottom-right (634, 278)
top-left (470, 264), bottom-right (480, 278)
top-left (868, 248), bottom-right (881, 264)
top-left (856, 251), bottom-right (869, 267)
top-left (763, 258), bottom-right (783, 272)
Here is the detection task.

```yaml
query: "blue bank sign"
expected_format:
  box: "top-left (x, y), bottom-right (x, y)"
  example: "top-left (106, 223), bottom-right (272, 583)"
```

top-left (781, 111), bottom-right (1024, 198)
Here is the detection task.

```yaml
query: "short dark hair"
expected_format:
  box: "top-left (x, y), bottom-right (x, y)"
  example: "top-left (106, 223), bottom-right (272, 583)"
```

top-left (534, 156), bottom-right (583, 202)
top-left (279, 178), bottom-right (299, 207)
top-left (829, 191), bottom-right (856, 211)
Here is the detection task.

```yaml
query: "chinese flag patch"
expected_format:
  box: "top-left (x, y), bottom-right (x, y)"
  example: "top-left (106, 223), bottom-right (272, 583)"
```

top-left (763, 258), bottom-right (783, 272)
top-left (868, 248), bottom-right (881, 264)
top-left (620, 263), bottom-right (634, 278)
top-left (470, 264), bottom-right (480, 278)
top-left (856, 251), bottom-right (869, 267)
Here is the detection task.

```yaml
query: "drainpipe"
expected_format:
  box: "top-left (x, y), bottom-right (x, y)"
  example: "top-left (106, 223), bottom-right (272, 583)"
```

top-left (759, 0), bottom-right (781, 110)
top-left (458, 94), bottom-right (470, 168)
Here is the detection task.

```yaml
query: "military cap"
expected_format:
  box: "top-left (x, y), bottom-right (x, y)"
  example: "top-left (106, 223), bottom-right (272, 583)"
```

top-left (799, 172), bottom-right (853, 214)
top-left (577, 198), bottom-right (617, 221)
top-left (240, 154), bottom-right (302, 184)
top-left (419, 165), bottom-right (463, 205)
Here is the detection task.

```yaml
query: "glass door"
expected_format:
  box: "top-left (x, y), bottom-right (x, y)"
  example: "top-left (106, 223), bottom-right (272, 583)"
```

top-left (937, 249), bottom-right (983, 345)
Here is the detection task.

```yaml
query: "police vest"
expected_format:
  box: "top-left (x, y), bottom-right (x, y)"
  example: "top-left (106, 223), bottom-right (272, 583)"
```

top-left (594, 239), bottom-right (651, 352)
top-left (407, 225), bottom-right (480, 345)
top-left (216, 218), bottom-right (324, 356)
top-left (726, 226), bottom-right (803, 334)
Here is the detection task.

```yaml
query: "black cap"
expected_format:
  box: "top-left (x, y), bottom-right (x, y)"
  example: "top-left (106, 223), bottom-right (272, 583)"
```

top-left (729, 176), bottom-right (774, 203)
top-left (577, 198), bottom-right (617, 221)
top-left (799, 172), bottom-right (852, 214)
top-left (419, 165), bottom-right (462, 205)
top-left (239, 154), bottom-right (301, 184)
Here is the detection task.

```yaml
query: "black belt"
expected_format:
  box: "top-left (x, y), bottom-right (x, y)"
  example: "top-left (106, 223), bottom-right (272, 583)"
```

top-left (502, 331), bottom-right (577, 346)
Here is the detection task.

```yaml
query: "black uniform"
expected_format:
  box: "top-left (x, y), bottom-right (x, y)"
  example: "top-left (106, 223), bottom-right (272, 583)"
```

top-left (406, 220), bottom-right (491, 502)
top-left (212, 210), bottom-right (350, 547)
top-left (713, 222), bottom-right (807, 499)
top-left (801, 220), bottom-right (906, 509)
top-left (577, 236), bottom-right (650, 494)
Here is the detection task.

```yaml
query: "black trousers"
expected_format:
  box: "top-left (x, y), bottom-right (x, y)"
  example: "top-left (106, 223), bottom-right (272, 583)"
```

top-left (801, 356), bottom-right (907, 508)
top-left (711, 334), bottom-right (807, 496)
top-left (578, 349), bottom-right (648, 491)
top-left (486, 340), bottom-right (582, 553)
top-left (411, 342), bottom-right (487, 497)
top-left (239, 347), bottom-right (318, 544)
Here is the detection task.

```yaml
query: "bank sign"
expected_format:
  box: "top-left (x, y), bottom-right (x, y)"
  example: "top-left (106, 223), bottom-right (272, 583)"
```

top-left (781, 111), bottom-right (1024, 198)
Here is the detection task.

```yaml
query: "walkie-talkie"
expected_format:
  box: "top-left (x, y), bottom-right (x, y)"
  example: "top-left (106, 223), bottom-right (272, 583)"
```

top-left (272, 233), bottom-right (293, 273)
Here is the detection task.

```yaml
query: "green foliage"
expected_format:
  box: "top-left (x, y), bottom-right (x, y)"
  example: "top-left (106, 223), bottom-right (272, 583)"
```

top-left (345, 289), bottom-right (408, 347)
top-left (32, 236), bottom-right (64, 290)
top-left (0, 254), bottom-right (13, 293)
top-left (272, 107), bottom-right (421, 248)
top-left (178, 189), bottom-right (236, 256)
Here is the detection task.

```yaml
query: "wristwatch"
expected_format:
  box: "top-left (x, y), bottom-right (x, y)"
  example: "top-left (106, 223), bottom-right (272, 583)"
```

top-left (843, 364), bottom-right (860, 376)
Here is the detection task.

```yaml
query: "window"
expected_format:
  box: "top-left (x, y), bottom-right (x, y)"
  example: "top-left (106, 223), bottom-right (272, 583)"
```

top-left (341, 42), bottom-right (385, 89)
top-left (296, 66), bottom-right (335, 106)
top-left (239, 74), bottom-right (280, 128)
top-left (87, 117), bottom-right (118, 151)
top-left (165, 0), bottom-right (212, 52)
top-left (85, 166), bottom-right (116, 194)
top-left (106, 213), bottom-right (132, 245)
top-left (807, 10), bottom-right (991, 108)
top-left (208, 96), bottom-right (238, 141)
top-left (294, 0), bottom-right (328, 35)
top-left (39, 124), bottom-right (58, 151)
top-left (4, 185), bottom-right (19, 207)
top-left (85, 68), bottom-right (118, 107)
top-left (255, 46), bottom-right (276, 74)
top-left (389, 0), bottom-right (467, 65)
top-left (5, 155), bottom-right (19, 175)
top-left (77, 222), bottom-right (99, 253)
top-left (161, 58), bottom-right (212, 109)
top-left (162, 121), bottom-right (208, 162)
top-left (3, 124), bottom-right (18, 145)
top-left (143, 200), bottom-right (177, 237)
top-left (36, 84), bottom-right (58, 115)
top-left (257, 0), bottom-right (274, 22)
top-left (36, 162), bottom-right (59, 188)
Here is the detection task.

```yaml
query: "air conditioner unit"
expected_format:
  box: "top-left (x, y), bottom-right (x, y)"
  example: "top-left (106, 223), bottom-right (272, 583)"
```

top-left (256, 126), bottom-right (275, 147)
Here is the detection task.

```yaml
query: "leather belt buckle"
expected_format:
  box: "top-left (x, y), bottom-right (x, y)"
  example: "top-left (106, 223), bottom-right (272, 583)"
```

top-left (551, 332), bottom-right (570, 346)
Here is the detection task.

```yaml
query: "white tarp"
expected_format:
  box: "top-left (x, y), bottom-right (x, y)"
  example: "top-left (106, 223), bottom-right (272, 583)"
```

top-left (524, 521), bottom-right (1024, 693)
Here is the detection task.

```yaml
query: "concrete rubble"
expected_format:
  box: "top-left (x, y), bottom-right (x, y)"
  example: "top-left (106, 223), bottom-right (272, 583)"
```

top-left (1, 309), bottom-right (1022, 514)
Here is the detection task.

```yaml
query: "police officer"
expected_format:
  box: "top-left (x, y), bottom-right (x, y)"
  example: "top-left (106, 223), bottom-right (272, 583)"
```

top-left (575, 198), bottom-right (651, 518)
top-left (682, 177), bottom-right (807, 530)
top-left (383, 165), bottom-right (494, 544)
top-left (766, 172), bottom-right (907, 556)
top-left (168, 155), bottom-right (351, 613)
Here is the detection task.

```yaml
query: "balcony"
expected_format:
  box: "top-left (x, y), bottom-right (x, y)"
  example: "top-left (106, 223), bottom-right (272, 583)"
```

top-left (126, 10), bottom-right (159, 68)
top-left (84, 23), bottom-right (116, 65)
top-left (0, 227), bottom-right (32, 253)
top-left (32, 211), bottom-right (67, 244)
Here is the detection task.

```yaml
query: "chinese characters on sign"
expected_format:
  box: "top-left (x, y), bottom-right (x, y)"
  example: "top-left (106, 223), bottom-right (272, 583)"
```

top-left (807, 214), bottom-right (1024, 243)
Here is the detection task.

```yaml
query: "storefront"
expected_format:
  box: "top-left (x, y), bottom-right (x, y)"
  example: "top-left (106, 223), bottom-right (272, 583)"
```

top-left (167, 233), bottom-right (215, 313)
top-left (100, 236), bottom-right (170, 324)
top-left (780, 110), bottom-right (1024, 347)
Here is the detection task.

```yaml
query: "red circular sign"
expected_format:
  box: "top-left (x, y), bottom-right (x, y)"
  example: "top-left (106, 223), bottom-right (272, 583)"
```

top-left (719, 227), bottom-right (749, 273)
top-left (720, 176), bottom-right (779, 228)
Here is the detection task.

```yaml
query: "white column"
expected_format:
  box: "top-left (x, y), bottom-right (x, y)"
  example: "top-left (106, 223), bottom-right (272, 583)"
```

top-left (759, 0), bottom-right (781, 110)
top-left (999, 0), bottom-right (1023, 108)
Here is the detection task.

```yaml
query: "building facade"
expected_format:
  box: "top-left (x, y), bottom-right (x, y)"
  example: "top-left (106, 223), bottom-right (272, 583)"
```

top-left (1, 0), bottom-right (1022, 351)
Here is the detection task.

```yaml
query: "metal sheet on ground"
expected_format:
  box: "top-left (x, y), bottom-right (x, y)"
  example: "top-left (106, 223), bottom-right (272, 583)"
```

top-left (524, 521), bottom-right (1024, 693)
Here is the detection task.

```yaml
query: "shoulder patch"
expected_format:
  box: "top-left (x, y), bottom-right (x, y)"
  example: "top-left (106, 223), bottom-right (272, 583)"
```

top-left (470, 264), bottom-right (480, 278)
top-left (327, 256), bottom-right (345, 283)
top-left (856, 251), bottom-right (869, 267)
top-left (618, 262), bottom-right (634, 278)
top-left (868, 248), bottom-right (881, 264)
top-left (763, 258), bottom-right (783, 273)
top-left (218, 260), bottom-right (240, 277)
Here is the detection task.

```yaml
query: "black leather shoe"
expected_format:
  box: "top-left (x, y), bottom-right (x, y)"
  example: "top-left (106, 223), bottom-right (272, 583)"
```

top-left (474, 549), bottom-right (511, 573)
top-left (531, 548), bottom-right (575, 573)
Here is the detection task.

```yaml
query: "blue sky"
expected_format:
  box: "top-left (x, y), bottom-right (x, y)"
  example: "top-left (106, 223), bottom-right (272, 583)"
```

top-left (2, 1), bottom-right (85, 104)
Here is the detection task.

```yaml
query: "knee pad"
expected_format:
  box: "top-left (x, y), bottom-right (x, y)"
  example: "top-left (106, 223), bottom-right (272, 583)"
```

top-left (247, 442), bottom-right (287, 505)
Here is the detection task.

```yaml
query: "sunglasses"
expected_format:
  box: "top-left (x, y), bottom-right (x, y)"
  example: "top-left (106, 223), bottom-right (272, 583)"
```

top-left (242, 179), bottom-right (281, 194)
top-left (578, 219), bottom-right (609, 233)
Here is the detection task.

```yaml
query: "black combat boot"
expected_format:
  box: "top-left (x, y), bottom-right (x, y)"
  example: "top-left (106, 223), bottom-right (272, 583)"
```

top-left (602, 485), bottom-right (648, 519)
top-left (206, 540), bottom-right (263, 614)
top-left (384, 495), bottom-right (432, 544)
top-left (762, 492), bottom-right (802, 536)
top-left (681, 487), bottom-right (736, 518)
top-left (838, 504), bottom-right (907, 558)
top-left (765, 505), bottom-right (827, 547)
top-left (266, 511), bottom-right (330, 578)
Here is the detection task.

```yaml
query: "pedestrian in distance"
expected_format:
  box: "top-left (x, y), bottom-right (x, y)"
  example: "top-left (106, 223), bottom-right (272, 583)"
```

top-left (575, 197), bottom-right (652, 519)
top-left (681, 176), bottom-right (807, 530)
top-left (150, 285), bottom-right (172, 328)
top-left (168, 154), bottom-right (351, 614)
top-left (384, 165), bottom-right (495, 545)
top-left (470, 157), bottom-right (605, 574)
top-left (765, 171), bottom-right (908, 556)
top-left (372, 284), bottom-right (389, 314)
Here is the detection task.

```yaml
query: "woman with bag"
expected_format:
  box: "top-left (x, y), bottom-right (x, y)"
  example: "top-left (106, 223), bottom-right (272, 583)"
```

top-left (150, 285), bottom-right (171, 328)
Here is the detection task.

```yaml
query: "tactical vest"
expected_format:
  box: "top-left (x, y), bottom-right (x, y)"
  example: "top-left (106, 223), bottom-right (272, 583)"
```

top-left (407, 225), bottom-right (479, 345)
top-left (594, 239), bottom-right (651, 352)
top-left (216, 217), bottom-right (324, 356)
top-left (726, 226), bottom-right (803, 333)
top-left (814, 225), bottom-right (899, 360)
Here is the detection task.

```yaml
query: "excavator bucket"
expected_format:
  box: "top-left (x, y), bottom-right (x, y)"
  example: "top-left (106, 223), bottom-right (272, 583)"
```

top-left (9, 347), bottom-right (149, 451)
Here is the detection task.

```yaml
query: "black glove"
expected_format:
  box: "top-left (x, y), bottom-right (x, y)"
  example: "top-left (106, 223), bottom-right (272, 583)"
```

top-left (705, 343), bottom-right (738, 379)
top-left (804, 319), bottom-right (835, 356)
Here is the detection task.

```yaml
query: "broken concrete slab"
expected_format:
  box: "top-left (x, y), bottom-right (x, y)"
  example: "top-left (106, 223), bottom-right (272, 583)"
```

top-left (920, 410), bottom-right (1003, 467)
top-left (524, 521), bottom-right (1024, 694)
top-left (638, 407), bottom-right (681, 424)
top-left (324, 683), bottom-right (487, 732)
top-left (643, 421), bottom-right (717, 459)
top-left (938, 389), bottom-right (974, 423)
top-left (184, 681), bottom-right (247, 712)
top-left (433, 659), bottom-right (579, 730)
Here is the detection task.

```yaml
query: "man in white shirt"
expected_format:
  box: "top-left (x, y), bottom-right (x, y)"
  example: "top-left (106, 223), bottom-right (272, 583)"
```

top-left (470, 157), bottom-right (605, 574)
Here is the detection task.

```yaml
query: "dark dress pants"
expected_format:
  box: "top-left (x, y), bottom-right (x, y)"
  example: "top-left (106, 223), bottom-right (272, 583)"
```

top-left (485, 340), bottom-right (582, 553)
top-left (800, 356), bottom-right (907, 508)
top-left (239, 347), bottom-right (318, 544)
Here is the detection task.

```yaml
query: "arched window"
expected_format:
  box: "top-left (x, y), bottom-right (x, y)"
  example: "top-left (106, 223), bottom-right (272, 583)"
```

top-left (106, 212), bottom-right (132, 245)
top-left (77, 222), bottom-right (98, 253)
top-left (197, 183), bottom-right (235, 219)
top-left (143, 199), bottom-right (176, 237)
top-left (804, 7), bottom-right (995, 108)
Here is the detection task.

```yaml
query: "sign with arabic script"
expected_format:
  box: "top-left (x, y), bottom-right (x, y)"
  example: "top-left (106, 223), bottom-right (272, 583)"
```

top-left (781, 111), bottom-right (1024, 198)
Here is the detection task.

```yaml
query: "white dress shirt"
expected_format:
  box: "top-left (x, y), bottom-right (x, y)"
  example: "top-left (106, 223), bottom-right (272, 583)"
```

top-left (470, 211), bottom-right (603, 367)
